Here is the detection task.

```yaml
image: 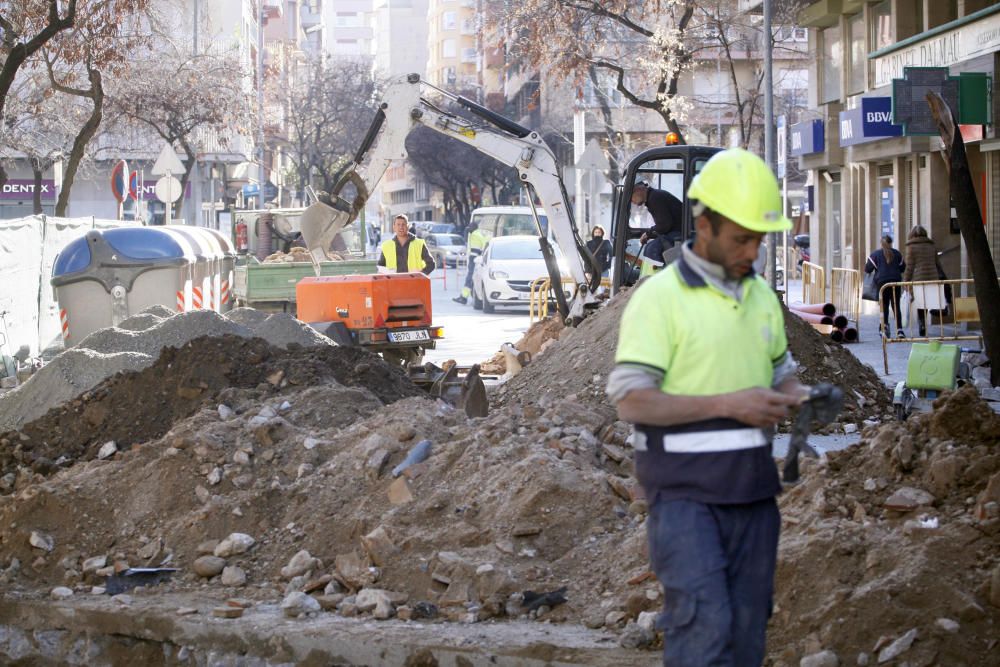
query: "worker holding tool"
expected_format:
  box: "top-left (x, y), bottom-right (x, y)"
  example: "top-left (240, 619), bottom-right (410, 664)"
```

top-left (633, 180), bottom-right (683, 273)
top-left (453, 221), bottom-right (487, 305)
top-left (378, 214), bottom-right (435, 275)
top-left (608, 148), bottom-right (807, 666)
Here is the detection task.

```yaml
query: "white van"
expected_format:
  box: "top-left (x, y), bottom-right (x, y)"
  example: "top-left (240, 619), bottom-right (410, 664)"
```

top-left (469, 206), bottom-right (550, 241)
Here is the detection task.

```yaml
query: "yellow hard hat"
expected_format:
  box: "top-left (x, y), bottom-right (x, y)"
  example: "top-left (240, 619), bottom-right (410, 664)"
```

top-left (687, 148), bottom-right (791, 233)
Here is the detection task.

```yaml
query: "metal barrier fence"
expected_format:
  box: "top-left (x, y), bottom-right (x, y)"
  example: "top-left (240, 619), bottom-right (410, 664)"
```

top-left (801, 261), bottom-right (826, 305)
top-left (878, 278), bottom-right (983, 374)
top-left (831, 268), bottom-right (861, 329)
top-left (528, 275), bottom-right (577, 322)
top-left (429, 249), bottom-right (451, 289)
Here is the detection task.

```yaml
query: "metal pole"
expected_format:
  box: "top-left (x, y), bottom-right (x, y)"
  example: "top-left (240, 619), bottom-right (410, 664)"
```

top-left (193, 0), bottom-right (198, 53)
top-left (763, 0), bottom-right (776, 288)
top-left (257, 0), bottom-right (266, 210)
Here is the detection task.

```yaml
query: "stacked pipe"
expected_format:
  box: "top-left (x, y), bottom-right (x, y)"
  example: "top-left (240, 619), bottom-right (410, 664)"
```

top-left (789, 302), bottom-right (858, 343)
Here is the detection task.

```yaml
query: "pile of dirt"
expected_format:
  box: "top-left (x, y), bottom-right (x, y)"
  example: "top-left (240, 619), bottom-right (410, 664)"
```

top-left (0, 376), bottom-right (654, 629)
top-left (782, 303), bottom-right (892, 426)
top-left (770, 385), bottom-right (1000, 666)
top-left (491, 289), bottom-right (889, 429)
top-left (0, 308), bottom-right (332, 433)
top-left (0, 335), bottom-right (422, 481)
top-left (479, 316), bottom-right (565, 375)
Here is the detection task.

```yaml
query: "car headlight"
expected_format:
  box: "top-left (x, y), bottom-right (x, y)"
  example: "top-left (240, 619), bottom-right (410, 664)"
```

top-left (490, 269), bottom-right (509, 279)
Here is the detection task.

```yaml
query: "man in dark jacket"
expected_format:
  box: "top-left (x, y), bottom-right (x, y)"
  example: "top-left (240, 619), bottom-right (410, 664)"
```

top-left (633, 181), bottom-right (683, 271)
top-left (378, 214), bottom-right (436, 274)
top-left (865, 234), bottom-right (906, 338)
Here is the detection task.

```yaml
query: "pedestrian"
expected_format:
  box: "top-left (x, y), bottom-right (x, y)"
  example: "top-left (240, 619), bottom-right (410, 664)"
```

top-left (865, 234), bottom-right (906, 338)
top-left (586, 225), bottom-right (612, 277)
top-left (902, 225), bottom-right (939, 337)
top-left (453, 222), bottom-right (487, 305)
top-left (378, 214), bottom-right (435, 274)
top-left (607, 148), bottom-right (806, 666)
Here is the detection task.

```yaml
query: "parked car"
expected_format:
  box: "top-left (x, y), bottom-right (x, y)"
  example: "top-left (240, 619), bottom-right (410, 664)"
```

top-left (425, 232), bottom-right (467, 267)
top-left (472, 235), bottom-right (569, 313)
top-left (413, 221), bottom-right (457, 239)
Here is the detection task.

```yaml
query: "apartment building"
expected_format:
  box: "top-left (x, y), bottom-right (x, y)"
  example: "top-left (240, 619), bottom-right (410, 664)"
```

top-left (426, 0), bottom-right (478, 93)
top-left (796, 0), bottom-right (999, 281)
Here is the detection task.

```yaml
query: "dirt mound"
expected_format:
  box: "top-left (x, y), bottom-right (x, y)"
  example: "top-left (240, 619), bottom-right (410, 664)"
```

top-left (782, 303), bottom-right (891, 425)
top-left (0, 335), bottom-right (423, 480)
top-left (480, 316), bottom-right (565, 375)
top-left (0, 384), bottom-right (652, 628)
top-left (771, 385), bottom-right (1000, 665)
top-left (491, 290), bottom-right (889, 429)
top-left (0, 308), bottom-right (335, 433)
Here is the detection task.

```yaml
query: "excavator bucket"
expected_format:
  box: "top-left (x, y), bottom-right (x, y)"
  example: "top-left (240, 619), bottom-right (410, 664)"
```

top-left (299, 199), bottom-right (351, 270)
top-left (409, 361), bottom-right (489, 418)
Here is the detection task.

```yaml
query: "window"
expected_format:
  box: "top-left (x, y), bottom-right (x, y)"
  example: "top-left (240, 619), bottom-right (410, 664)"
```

top-left (441, 11), bottom-right (456, 30)
top-left (848, 14), bottom-right (865, 94)
top-left (335, 12), bottom-right (361, 27)
top-left (441, 66), bottom-right (456, 85)
top-left (335, 39), bottom-right (361, 55)
top-left (442, 39), bottom-right (456, 58)
top-left (820, 25), bottom-right (842, 103)
top-left (870, 1), bottom-right (892, 50)
top-left (461, 47), bottom-right (476, 63)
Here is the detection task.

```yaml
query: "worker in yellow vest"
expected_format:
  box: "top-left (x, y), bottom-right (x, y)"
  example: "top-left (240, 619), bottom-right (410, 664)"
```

top-left (378, 214), bottom-right (436, 274)
top-left (453, 222), bottom-right (488, 305)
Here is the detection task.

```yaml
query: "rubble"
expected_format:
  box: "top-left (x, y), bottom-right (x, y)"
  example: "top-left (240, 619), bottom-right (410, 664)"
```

top-left (0, 296), bottom-right (995, 664)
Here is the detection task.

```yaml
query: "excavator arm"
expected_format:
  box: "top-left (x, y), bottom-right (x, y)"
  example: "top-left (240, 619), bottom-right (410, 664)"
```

top-left (300, 73), bottom-right (603, 321)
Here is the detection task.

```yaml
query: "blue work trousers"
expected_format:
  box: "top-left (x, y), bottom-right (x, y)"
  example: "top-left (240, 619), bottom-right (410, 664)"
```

top-left (646, 496), bottom-right (780, 667)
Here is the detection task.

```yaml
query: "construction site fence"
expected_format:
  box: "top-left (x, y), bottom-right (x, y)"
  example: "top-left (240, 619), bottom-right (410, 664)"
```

top-left (879, 278), bottom-right (985, 374)
top-left (0, 214), bottom-right (139, 358)
top-left (429, 249), bottom-right (451, 289)
top-left (831, 268), bottom-right (861, 329)
top-left (801, 261), bottom-right (826, 306)
top-left (529, 276), bottom-right (610, 323)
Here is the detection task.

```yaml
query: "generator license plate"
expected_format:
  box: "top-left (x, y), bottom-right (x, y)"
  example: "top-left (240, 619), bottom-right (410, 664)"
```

top-left (388, 329), bottom-right (429, 343)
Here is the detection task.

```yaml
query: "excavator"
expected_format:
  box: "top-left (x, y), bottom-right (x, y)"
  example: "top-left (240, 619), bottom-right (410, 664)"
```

top-left (291, 73), bottom-right (719, 414)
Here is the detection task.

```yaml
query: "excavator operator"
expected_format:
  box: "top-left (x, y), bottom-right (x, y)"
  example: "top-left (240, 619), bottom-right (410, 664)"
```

top-left (608, 148), bottom-right (807, 666)
top-left (378, 214), bottom-right (436, 275)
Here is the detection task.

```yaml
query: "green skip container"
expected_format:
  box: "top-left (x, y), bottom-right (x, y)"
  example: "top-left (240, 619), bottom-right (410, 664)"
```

top-left (905, 340), bottom-right (959, 391)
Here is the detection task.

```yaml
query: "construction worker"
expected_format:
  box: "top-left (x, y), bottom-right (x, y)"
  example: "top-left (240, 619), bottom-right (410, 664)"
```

top-left (452, 222), bottom-right (487, 305)
top-left (378, 214), bottom-right (435, 274)
top-left (607, 148), bottom-right (807, 666)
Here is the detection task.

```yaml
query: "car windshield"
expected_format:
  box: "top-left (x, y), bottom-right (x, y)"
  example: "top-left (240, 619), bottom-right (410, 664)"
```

top-left (433, 234), bottom-right (464, 246)
top-left (490, 239), bottom-right (549, 260)
top-left (430, 224), bottom-right (454, 233)
top-left (496, 214), bottom-right (548, 237)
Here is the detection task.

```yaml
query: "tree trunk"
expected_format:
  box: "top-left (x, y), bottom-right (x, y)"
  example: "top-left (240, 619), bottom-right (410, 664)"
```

top-left (178, 139), bottom-right (196, 222)
top-left (588, 65), bottom-right (620, 185)
top-left (56, 68), bottom-right (104, 217)
top-left (31, 159), bottom-right (45, 215)
top-left (928, 92), bottom-right (1000, 386)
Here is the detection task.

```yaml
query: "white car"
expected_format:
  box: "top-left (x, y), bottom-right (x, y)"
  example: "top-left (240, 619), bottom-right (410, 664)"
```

top-left (472, 235), bottom-right (569, 313)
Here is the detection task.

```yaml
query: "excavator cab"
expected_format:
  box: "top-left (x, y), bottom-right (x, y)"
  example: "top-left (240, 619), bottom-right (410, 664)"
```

top-left (610, 145), bottom-right (721, 293)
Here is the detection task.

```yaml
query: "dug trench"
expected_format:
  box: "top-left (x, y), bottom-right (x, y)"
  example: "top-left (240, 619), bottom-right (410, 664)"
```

top-left (0, 294), bottom-right (997, 666)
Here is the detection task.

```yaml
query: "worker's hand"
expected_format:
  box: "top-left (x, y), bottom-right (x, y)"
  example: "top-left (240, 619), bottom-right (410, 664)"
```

top-left (721, 387), bottom-right (801, 428)
top-left (639, 232), bottom-right (649, 244)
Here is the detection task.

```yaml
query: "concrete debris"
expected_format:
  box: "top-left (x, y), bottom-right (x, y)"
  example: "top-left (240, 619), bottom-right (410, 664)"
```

top-left (49, 586), bottom-right (73, 600)
top-left (220, 566), bottom-right (247, 587)
top-left (281, 591), bottom-right (320, 618)
top-left (800, 650), bottom-right (839, 667)
top-left (883, 486), bottom-right (935, 511)
top-left (212, 606), bottom-right (244, 619)
top-left (97, 441), bottom-right (118, 460)
top-left (876, 628), bottom-right (917, 663)
top-left (192, 556), bottom-right (226, 578)
top-left (213, 533), bottom-right (255, 558)
top-left (281, 550), bottom-right (321, 580)
top-left (28, 531), bottom-right (54, 552)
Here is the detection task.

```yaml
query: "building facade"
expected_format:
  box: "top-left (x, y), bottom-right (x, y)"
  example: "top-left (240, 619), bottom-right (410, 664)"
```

top-left (796, 0), bottom-right (1000, 283)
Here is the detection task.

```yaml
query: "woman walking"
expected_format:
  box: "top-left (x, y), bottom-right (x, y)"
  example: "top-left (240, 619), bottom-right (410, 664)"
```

top-left (586, 225), bottom-right (613, 278)
top-left (865, 234), bottom-right (906, 338)
top-left (903, 225), bottom-right (939, 337)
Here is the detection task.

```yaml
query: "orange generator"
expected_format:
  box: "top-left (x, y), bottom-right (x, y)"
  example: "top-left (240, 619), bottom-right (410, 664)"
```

top-left (296, 273), bottom-right (443, 365)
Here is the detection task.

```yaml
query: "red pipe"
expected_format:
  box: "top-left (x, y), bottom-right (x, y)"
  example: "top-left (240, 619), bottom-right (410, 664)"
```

top-left (843, 327), bottom-right (859, 343)
top-left (833, 314), bottom-right (848, 329)
top-left (790, 310), bottom-right (834, 325)
top-left (790, 302), bottom-right (836, 317)
top-left (830, 328), bottom-right (844, 343)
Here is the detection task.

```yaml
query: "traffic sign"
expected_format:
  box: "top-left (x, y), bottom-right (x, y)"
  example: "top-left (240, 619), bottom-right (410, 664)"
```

top-left (110, 160), bottom-right (130, 203)
top-left (575, 138), bottom-right (610, 171)
top-left (151, 143), bottom-right (185, 176)
top-left (155, 175), bottom-right (183, 203)
top-left (128, 170), bottom-right (140, 200)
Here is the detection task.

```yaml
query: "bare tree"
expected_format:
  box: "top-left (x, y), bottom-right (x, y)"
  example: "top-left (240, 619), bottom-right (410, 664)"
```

top-left (283, 56), bottom-right (380, 197)
top-left (489, 0), bottom-right (697, 140)
top-left (0, 0), bottom-right (77, 187)
top-left (108, 46), bottom-right (248, 217)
